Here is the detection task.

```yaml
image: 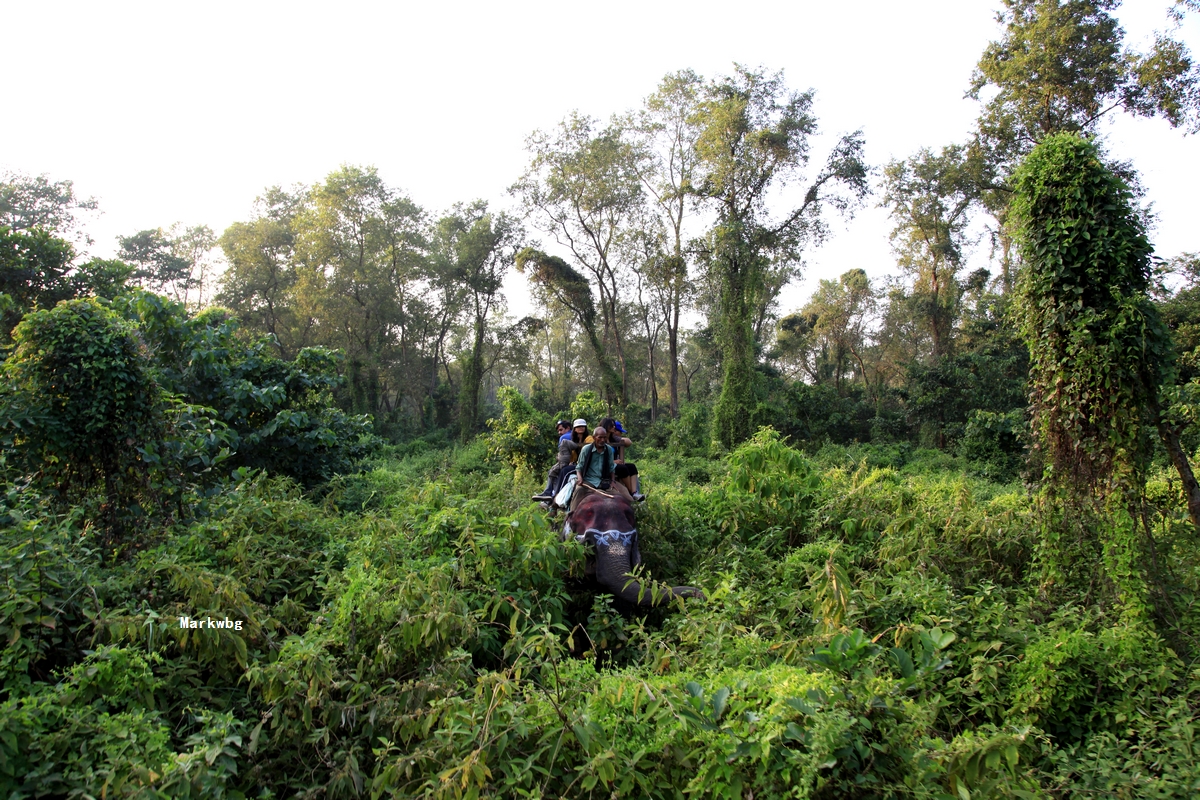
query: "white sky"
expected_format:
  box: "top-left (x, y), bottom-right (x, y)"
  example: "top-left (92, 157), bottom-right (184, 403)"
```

top-left (4, 0), bottom-right (1197, 319)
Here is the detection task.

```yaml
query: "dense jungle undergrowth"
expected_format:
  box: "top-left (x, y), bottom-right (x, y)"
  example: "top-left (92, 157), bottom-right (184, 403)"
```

top-left (7, 3), bottom-right (1200, 792)
top-left (4, 426), bottom-right (1200, 798)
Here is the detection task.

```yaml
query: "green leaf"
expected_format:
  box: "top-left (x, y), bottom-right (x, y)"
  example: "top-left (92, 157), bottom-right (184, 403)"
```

top-left (712, 686), bottom-right (730, 720)
top-left (889, 647), bottom-right (915, 678)
top-left (785, 697), bottom-right (817, 716)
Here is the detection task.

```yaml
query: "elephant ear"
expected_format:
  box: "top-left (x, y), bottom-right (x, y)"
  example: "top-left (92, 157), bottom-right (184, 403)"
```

top-left (630, 532), bottom-right (642, 567)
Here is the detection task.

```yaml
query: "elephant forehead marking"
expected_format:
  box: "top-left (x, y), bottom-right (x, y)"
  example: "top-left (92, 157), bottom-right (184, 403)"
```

top-left (586, 528), bottom-right (636, 549)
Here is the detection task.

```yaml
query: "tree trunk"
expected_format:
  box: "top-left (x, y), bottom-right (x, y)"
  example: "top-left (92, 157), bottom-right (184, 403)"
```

top-left (1157, 416), bottom-right (1200, 533)
top-left (713, 257), bottom-right (755, 449)
top-left (648, 339), bottom-right (659, 424)
top-left (669, 297), bottom-right (680, 418)
top-left (459, 316), bottom-right (486, 442)
top-left (607, 295), bottom-right (629, 407)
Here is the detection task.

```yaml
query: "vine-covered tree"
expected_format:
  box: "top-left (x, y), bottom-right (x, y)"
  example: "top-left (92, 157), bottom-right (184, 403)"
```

top-left (515, 247), bottom-right (623, 407)
top-left (2, 298), bottom-right (161, 539)
top-left (1012, 132), bottom-right (1197, 610)
top-left (691, 65), bottom-right (868, 448)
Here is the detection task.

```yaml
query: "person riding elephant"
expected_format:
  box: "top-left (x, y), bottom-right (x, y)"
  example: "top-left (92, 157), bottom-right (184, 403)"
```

top-left (533, 418), bottom-right (586, 502)
top-left (571, 427), bottom-right (634, 508)
top-left (563, 489), bottom-right (703, 606)
top-left (599, 417), bottom-right (642, 501)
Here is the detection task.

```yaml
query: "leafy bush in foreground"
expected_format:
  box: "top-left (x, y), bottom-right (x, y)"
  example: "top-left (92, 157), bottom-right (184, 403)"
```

top-left (2, 434), bottom-right (1200, 797)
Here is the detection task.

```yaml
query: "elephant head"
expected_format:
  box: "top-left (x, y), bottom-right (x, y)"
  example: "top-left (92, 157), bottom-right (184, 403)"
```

top-left (566, 491), bottom-right (703, 606)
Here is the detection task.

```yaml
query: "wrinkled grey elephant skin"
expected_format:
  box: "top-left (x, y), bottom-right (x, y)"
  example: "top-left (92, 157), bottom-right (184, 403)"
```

top-left (564, 492), bottom-right (703, 606)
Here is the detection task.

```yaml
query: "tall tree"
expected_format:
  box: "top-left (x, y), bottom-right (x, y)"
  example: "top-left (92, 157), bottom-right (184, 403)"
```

top-left (972, 0), bottom-right (1200, 161)
top-left (0, 171), bottom-right (99, 247)
top-left (969, 0), bottom-right (1200, 289)
top-left (512, 113), bottom-right (643, 407)
top-left (629, 70), bottom-right (705, 418)
top-left (801, 268), bottom-right (876, 399)
top-left (630, 242), bottom-right (666, 422)
top-left (691, 65), bottom-right (868, 448)
top-left (428, 201), bottom-right (522, 441)
top-left (217, 187), bottom-right (309, 358)
top-left (118, 224), bottom-right (217, 310)
top-left (292, 166), bottom-right (427, 420)
top-left (1, 228), bottom-right (75, 337)
top-left (882, 145), bottom-right (978, 360)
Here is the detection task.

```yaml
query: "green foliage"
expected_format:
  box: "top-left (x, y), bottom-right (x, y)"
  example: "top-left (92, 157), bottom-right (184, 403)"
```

top-left (1013, 132), bottom-right (1172, 610)
top-left (568, 390), bottom-right (607, 427)
top-left (0, 645), bottom-right (247, 798)
top-left (665, 401), bottom-right (711, 456)
top-left (1009, 620), bottom-right (1179, 740)
top-left (0, 170), bottom-right (98, 243)
top-left (2, 298), bottom-right (162, 536)
top-left (971, 0), bottom-right (1200, 166)
top-left (485, 385), bottom-right (553, 474)
top-left (718, 428), bottom-right (823, 548)
top-left (959, 409), bottom-right (1027, 483)
top-left (121, 290), bottom-right (379, 486)
top-left (0, 490), bottom-right (97, 692)
top-left (0, 225), bottom-right (75, 337)
top-left (1, 425), bottom-right (1199, 796)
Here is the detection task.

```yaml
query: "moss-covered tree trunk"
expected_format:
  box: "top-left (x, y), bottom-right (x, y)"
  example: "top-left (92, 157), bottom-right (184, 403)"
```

top-left (1013, 133), bottom-right (1183, 613)
top-left (712, 231), bottom-right (757, 449)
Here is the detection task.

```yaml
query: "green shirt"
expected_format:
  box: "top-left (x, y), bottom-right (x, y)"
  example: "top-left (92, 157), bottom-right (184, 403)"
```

top-left (577, 443), bottom-right (614, 488)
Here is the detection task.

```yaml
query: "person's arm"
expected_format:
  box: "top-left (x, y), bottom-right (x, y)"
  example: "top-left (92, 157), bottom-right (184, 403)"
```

top-left (557, 436), bottom-right (578, 465)
top-left (576, 444), bottom-right (590, 484)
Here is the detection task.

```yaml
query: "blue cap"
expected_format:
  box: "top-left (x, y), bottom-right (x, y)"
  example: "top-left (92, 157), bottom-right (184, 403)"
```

top-left (613, 420), bottom-right (625, 433)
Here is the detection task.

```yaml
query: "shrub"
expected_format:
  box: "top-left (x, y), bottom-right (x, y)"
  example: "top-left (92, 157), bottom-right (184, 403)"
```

top-left (122, 291), bottom-right (379, 486)
top-left (959, 408), bottom-right (1027, 483)
top-left (485, 386), bottom-right (553, 473)
top-left (1009, 621), bottom-right (1180, 740)
top-left (1, 298), bottom-right (162, 537)
top-left (0, 489), bottom-right (98, 691)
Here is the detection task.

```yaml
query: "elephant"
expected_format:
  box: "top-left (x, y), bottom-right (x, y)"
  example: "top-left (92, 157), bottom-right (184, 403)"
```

top-left (562, 488), bottom-right (703, 606)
